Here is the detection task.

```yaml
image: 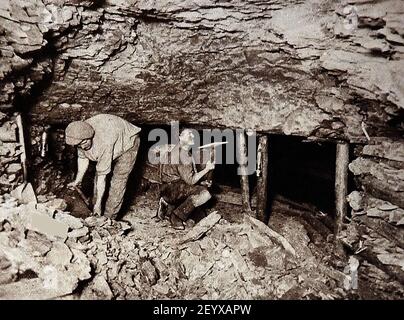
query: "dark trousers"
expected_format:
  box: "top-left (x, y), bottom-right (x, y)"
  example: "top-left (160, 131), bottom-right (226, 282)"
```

top-left (160, 181), bottom-right (207, 206)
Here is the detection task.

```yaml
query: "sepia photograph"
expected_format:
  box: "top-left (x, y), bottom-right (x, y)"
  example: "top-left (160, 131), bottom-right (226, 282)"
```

top-left (0, 0), bottom-right (403, 305)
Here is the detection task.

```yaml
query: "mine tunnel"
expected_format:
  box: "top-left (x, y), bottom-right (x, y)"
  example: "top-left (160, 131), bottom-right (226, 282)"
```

top-left (26, 122), bottom-right (343, 225)
top-left (269, 136), bottom-right (337, 216)
top-left (18, 117), bottom-right (349, 261)
top-left (1, 0), bottom-right (404, 301)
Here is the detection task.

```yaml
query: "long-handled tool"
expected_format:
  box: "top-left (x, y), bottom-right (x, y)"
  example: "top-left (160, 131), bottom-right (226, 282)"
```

top-left (198, 141), bottom-right (228, 149)
top-left (73, 185), bottom-right (92, 209)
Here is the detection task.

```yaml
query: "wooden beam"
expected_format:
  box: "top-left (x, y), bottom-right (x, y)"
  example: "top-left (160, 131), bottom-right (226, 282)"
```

top-left (256, 134), bottom-right (269, 222)
top-left (170, 120), bottom-right (180, 145)
top-left (15, 113), bottom-right (28, 182)
top-left (237, 130), bottom-right (252, 214)
top-left (335, 142), bottom-right (349, 235)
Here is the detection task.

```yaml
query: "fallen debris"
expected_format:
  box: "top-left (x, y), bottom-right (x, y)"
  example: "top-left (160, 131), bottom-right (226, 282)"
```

top-left (0, 186), bottom-right (358, 300)
top-left (179, 211), bottom-right (221, 244)
top-left (10, 183), bottom-right (37, 204)
top-left (0, 278), bottom-right (71, 300)
top-left (0, 188), bottom-right (92, 299)
top-left (46, 242), bottom-right (72, 267)
top-left (246, 215), bottom-right (296, 257)
top-left (26, 212), bottom-right (69, 241)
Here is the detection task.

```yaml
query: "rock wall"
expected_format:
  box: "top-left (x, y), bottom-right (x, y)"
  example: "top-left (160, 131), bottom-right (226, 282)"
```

top-left (345, 139), bottom-right (404, 289)
top-left (0, 113), bottom-right (71, 196)
top-left (350, 139), bottom-right (404, 210)
top-left (348, 138), bottom-right (404, 238)
top-left (0, 0), bottom-right (403, 141)
top-left (29, 124), bottom-right (73, 195)
top-left (0, 112), bottom-right (23, 193)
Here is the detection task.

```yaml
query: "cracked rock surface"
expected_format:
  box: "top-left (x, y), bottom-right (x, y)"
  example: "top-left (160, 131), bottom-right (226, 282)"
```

top-left (0, 0), bottom-right (403, 141)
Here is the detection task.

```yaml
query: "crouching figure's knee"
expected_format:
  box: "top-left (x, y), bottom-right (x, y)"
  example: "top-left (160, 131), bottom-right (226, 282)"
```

top-left (191, 189), bottom-right (211, 207)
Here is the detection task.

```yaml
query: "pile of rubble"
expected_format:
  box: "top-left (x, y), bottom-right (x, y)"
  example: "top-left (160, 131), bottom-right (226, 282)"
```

top-left (342, 191), bottom-right (404, 298)
top-left (0, 192), bottom-right (91, 299)
top-left (0, 186), bottom-right (355, 300)
top-left (79, 190), bottom-right (357, 300)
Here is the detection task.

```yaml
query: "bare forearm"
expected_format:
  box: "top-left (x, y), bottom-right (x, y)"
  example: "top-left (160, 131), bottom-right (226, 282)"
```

top-left (75, 158), bottom-right (89, 184)
top-left (191, 167), bottom-right (210, 185)
top-left (94, 174), bottom-right (106, 208)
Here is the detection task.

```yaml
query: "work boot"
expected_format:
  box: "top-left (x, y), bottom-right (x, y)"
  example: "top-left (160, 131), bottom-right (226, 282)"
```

top-left (170, 198), bottom-right (196, 230)
top-left (155, 197), bottom-right (174, 221)
top-left (172, 198), bottom-right (196, 221)
top-left (170, 213), bottom-right (185, 230)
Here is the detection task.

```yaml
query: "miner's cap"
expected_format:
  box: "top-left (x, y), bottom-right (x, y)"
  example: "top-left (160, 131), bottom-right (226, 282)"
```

top-left (65, 121), bottom-right (95, 146)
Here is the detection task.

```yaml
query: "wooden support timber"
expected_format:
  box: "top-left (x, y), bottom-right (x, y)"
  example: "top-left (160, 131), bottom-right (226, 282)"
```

top-left (15, 114), bottom-right (28, 182)
top-left (256, 134), bottom-right (269, 222)
top-left (335, 142), bottom-right (349, 235)
top-left (237, 130), bottom-right (252, 214)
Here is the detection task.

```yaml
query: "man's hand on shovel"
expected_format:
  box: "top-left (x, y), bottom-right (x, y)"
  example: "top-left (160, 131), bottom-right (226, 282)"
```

top-left (67, 180), bottom-right (80, 190)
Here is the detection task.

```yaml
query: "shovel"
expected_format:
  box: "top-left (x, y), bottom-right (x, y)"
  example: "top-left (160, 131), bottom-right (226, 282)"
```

top-left (62, 185), bottom-right (92, 218)
top-left (73, 185), bottom-right (92, 209)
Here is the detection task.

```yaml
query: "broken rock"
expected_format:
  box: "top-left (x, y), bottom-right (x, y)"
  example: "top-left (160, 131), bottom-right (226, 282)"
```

top-left (378, 203), bottom-right (399, 211)
top-left (10, 183), bottom-right (37, 204)
top-left (81, 275), bottom-right (114, 300)
top-left (389, 211), bottom-right (404, 225)
top-left (180, 211), bottom-right (221, 244)
top-left (40, 265), bottom-right (80, 297)
top-left (54, 212), bottom-right (83, 229)
top-left (46, 242), bottom-right (72, 267)
top-left (141, 260), bottom-right (158, 286)
top-left (69, 249), bottom-right (92, 281)
top-left (246, 216), bottom-right (296, 257)
top-left (6, 163), bottom-right (22, 174)
top-left (366, 208), bottom-right (390, 219)
top-left (347, 191), bottom-right (364, 211)
top-left (18, 232), bottom-right (52, 257)
top-left (25, 212), bottom-right (69, 241)
top-left (45, 198), bottom-right (68, 211)
top-left (68, 226), bottom-right (89, 239)
top-left (0, 267), bottom-right (17, 285)
top-left (0, 278), bottom-right (72, 300)
top-left (377, 253), bottom-right (404, 271)
top-left (0, 255), bottom-right (12, 270)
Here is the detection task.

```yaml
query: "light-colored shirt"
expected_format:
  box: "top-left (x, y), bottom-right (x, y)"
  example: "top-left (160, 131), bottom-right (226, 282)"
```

top-left (159, 144), bottom-right (196, 185)
top-left (78, 114), bottom-right (141, 175)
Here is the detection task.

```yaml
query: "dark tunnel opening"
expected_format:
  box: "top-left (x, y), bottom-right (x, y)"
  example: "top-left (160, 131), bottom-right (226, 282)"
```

top-left (268, 135), bottom-right (337, 218)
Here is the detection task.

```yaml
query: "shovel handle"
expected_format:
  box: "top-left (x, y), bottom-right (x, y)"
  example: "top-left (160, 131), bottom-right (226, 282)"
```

top-left (73, 185), bottom-right (91, 208)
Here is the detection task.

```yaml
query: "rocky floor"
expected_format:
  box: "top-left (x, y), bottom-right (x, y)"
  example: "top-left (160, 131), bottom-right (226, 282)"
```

top-left (1, 184), bottom-right (362, 300)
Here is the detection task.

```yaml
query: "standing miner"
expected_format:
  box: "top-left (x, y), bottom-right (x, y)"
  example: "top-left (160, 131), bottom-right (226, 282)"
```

top-left (156, 129), bottom-right (215, 230)
top-left (65, 114), bottom-right (141, 219)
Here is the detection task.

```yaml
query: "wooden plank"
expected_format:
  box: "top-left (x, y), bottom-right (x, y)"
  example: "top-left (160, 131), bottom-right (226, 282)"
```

top-left (256, 134), bottom-right (269, 222)
top-left (335, 143), bottom-right (349, 235)
top-left (15, 114), bottom-right (28, 182)
top-left (237, 130), bottom-right (252, 214)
